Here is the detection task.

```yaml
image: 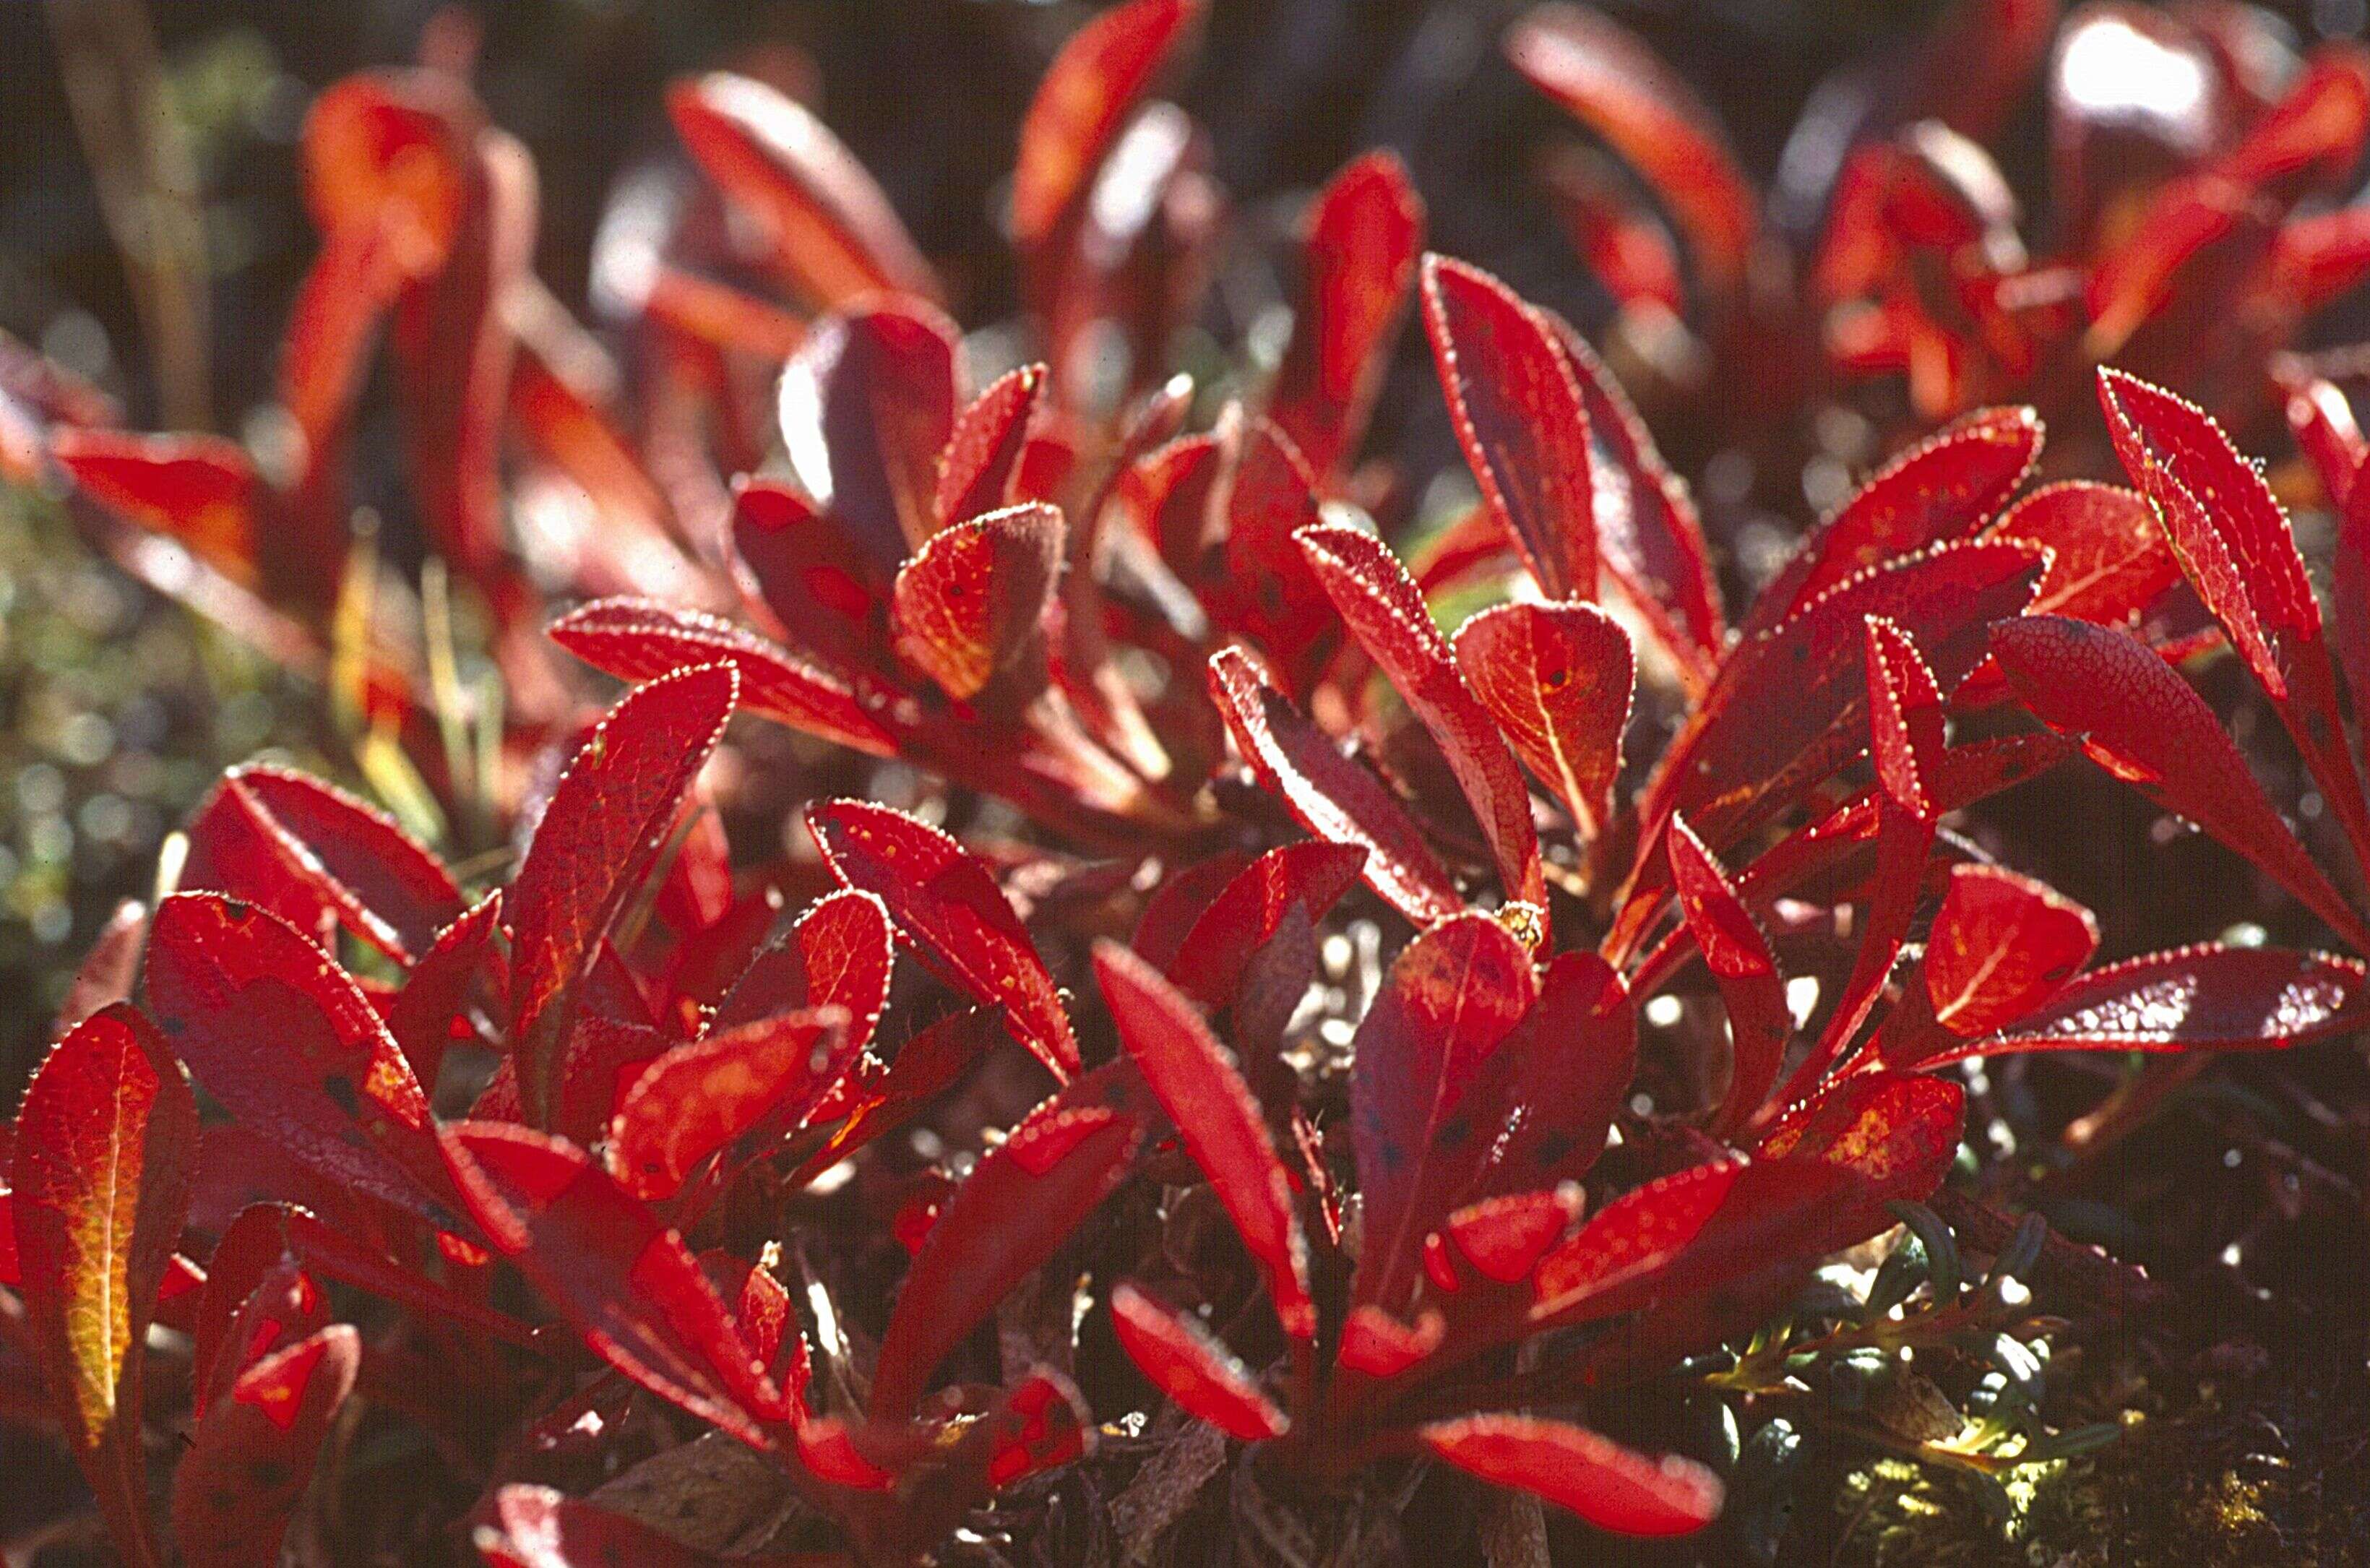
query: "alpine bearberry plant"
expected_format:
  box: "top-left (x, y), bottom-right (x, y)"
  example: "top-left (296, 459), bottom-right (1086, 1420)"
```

top-left (7, 0), bottom-right (2370, 1563)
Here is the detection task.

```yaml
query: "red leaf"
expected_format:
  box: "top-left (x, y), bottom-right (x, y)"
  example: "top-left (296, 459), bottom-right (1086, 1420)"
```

top-left (2098, 368), bottom-right (2370, 879)
top-left (715, 888), bottom-right (896, 1045)
top-left (386, 890), bottom-right (504, 1090)
top-left (1989, 481), bottom-right (2180, 627)
top-left (51, 428), bottom-right (264, 589)
top-left (1205, 410), bottom-right (1340, 696)
top-left (1163, 842), bottom-right (1367, 1011)
top-left (509, 663), bottom-right (738, 1124)
top-left (891, 501), bottom-right (1064, 701)
top-left (169, 1324), bottom-right (360, 1568)
top-left (1419, 254), bottom-right (1598, 600)
top-left (1108, 1283), bottom-right (1288, 1440)
top-left (777, 301), bottom-right (961, 565)
top-left (52, 898), bottom-right (146, 1036)
top-left (1300, 524), bottom-right (1546, 911)
top-left (145, 894), bottom-right (465, 1233)
top-left (1506, 4), bottom-right (1758, 294)
top-left (1889, 866), bottom-right (2097, 1057)
top-left (1453, 600), bottom-right (1633, 843)
top-left (1529, 1155), bottom-right (1886, 1332)
top-left (1457, 952), bottom-right (1635, 1202)
top-left (1010, 0), bottom-right (1202, 249)
top-left (1348, 913), bottom-right (1538, 1311)
top-left (1130, 851), bottom-right (1251, 974)
top-left (1668, 815), bottom-right (1789, 1139)
top-left (866, 1103), bottom-right (1140, 1418)
top-left (1418, 1414), bottom-right (1721, 1537)
top-left (1548, 316), bottom-right (1725, 677)
top-left (442, 1122), bottom-right (783, 1447)
top-left (274, 1205), bottom-right (535, 1347)
top-left (1754, 407), bottom-right (2042, 630)
top-left (549, 599), bottom-right (889, 757)
top-left (1269, 151), bottom-right (1425, 480)
top-left (10, 1004), bottom-right (195, 1568)
top-left (1095, 941), bottom-right (1314, 1337)
top-left (189, 1207), bottom-right (320, 1421)
top-left (1754, 1072), bottom-right (1963, 1205)
top-left (785, 1004), bottom-right (1012, 1186)
top-left (936, 363), bottom-right (1047, 530)
top-left (1918, 944), bottom-right (2370, 1064)
top-left (1208, 647), bottom-right (1462, 928)
top-left (608, 1008), bottom-right (856, 1199)
top-left (1989, 616), bottom-right (2370, 952)
top-left (728, 475), bottom-right (889, 676)
top-left (667, 72), bottom-right (939, 309)
top-left (182, 764), bottom-right (462, 966)
top-left (808, 799), bottom-right (1080, 1082)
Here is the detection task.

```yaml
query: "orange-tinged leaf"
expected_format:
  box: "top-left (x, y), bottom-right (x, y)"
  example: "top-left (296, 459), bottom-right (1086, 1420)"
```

top-left (1420, 254), bottom-right (1597, 600)
top-left (548, 598), bottom-right (892, 757)
top-left (1754, 1072), bottom-right (1963, 1205)
top-left (1507, 4), bottom-right (1758, 294)
top-left (509, 664), bottom-right (739, 1124)
top-left (1418, 1414), bottom-right (1720, 1537)
top-left (1095, 942), bottom-right (1314, 1337)
top-left (808, 799), bottom-right (1080, 1082)
top-left (1010, 0), bottom-right (1202, 248)
top-left (51, 427), bottom-right (265, 588)
top-left (1912, 866), bottom-right (2098, 1046)
top-left (1269, 152), bottom-right (1425, 480)
top-left (12, 1004), bottom-right (196, 1568)
top-left (1208, 646), bottom-right (1462, 928)
top-left (170, 1324), bottom-right (360, 1568)
top-left (867, 1103), bottom-right (1140, 1418)
top-left (1453, 599), bottom-right (1632, 843)
top-left (668, 72), bottom-right (939, 309)
top-left (1108, 1283), bottom-right (1288, 1440)
top-left (608, 1008), bottom-right (856, 1199)
top-left (891, 501), bottom-right (1064, 702)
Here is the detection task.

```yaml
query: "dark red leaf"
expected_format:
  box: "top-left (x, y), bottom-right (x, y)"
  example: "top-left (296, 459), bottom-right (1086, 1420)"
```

top-left (1507, 4), bottom-right (1758, 295)
top-left (9, 1003), bottom-right (196, 1568)
top-left (777, 301), bottom-right (962, 565)
top-left (1459, 952), bottom-right (1635, 1201)
top-left (1268, 151), bottom-right (1425, 480)
top-left (1300, 524), bottom-right (1546, 912)
top-left (145, 894), bottom-right (465, 1233)
top-left (509, 663), bottom-right (738, 1125)
top-left (1418, 1414), bottom-right (1721, 1537)
top-left (548, 599), bottom-right (891, 757)
top-left (1754, 1071), bottom-right (1963, 1205)
top-left (867, 1103), bottom-right (1140, 1418)
top-left (1205, 410), bottom-right (1339, 697)
top-left (1989, 615), bottom-right (2370, 952)
top-left (274, 1205), bottom-right (535, 1347)
top-left (1419, 254), bottom-right (1597, 600)
top-left (1108, 1283), bottom-right (1289, 1440)
top-left (386, 890), bottom-right (504, 1090)
top-left (190, 1207), bottom-right (320, 1421)
top-left (727, 476), bottom-right (889, 676)
top-left (784, 1004), bottom-right (1012, 1186)
top-left (169, 1325), bottom-right (360, 1568)
top-left (1009, 0), bottom-right (1202, 250)
top-left (608, 1008), bottom-right (856, 1199)
top-left (442, 1122), bottom-right (783, 1447)
top-left (1095, 941), bottom-right (1314, 1337)
top-left (52, 898), bottom-right (145, 1036)
top-left (667, 72), bottom-right (939, 309)
top-left (1918, 944), bottom-right (2370, 1064)
top-left (1348, 913), bottom-right (1538, 1311)
top-left (2098, 367), bottom-right (2370, 882)
top-left (1207, 646), bottom-right (1463, 928)
top-left (1164, 842), bottom-right (1366, 1011)
top-left (890, 501), bottom-right (1064, 702)
top-left (1454, 599), bottom-right (1633, 845)
top-left (936, 363), bottom-right (1047, 532)
top-left (1129, 851), bottom-right (1251, 975)
top-left (808, 799), bottom-right (1079, 1082)
top-left (1668, 815), bottom-right (1790, 1139)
